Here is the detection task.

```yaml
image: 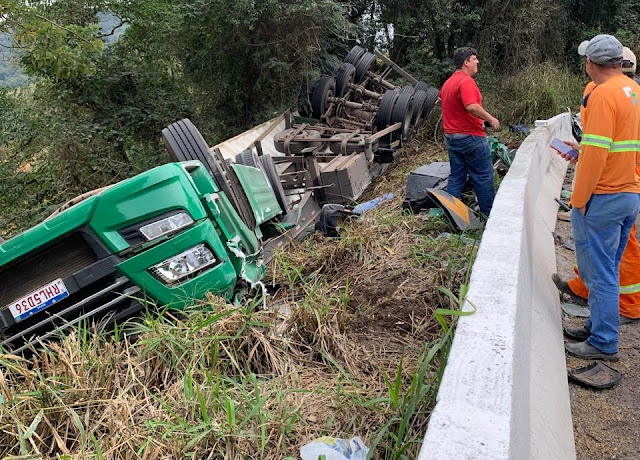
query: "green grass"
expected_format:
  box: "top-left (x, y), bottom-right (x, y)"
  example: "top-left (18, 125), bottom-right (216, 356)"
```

top-left (0, 131), bottom-right (483, 458)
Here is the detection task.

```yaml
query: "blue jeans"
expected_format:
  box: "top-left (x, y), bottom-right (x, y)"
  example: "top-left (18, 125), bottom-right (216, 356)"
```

top-left (572, 193), bottom-right (640, 353)
top-left (445, 134), bottom-right (495, 216)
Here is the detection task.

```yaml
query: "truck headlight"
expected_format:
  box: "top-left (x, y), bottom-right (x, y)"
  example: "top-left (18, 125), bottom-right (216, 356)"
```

top-left (139, 212), bottom-right (193, 241)
top-left (150, 244), bottom-right (217, 285)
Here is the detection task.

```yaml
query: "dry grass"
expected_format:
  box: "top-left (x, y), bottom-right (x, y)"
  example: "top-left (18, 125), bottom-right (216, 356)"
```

top-left (0, 136), bottom-right (480, 459)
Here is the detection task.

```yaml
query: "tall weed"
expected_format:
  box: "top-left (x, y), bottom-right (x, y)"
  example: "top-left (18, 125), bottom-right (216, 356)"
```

top-left (482, 61), bottom-right (585, 125)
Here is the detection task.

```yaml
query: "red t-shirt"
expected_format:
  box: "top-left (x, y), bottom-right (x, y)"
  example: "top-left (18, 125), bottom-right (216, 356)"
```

top-left (439, 71), bottom-right (485, 136)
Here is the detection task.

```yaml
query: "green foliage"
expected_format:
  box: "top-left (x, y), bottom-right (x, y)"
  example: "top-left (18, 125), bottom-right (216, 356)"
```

top-left (4, 0), bottom-right (640, 238)
top-left (482, 62), bottom-right (585, 124)
top-left (175, 0), bottom-right (354, 137)
top-left (2, 0), bottom-right (105, 80)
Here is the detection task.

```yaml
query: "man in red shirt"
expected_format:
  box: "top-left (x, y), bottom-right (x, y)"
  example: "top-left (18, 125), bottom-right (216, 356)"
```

top-left (439, 47), bottom-right (500, 216)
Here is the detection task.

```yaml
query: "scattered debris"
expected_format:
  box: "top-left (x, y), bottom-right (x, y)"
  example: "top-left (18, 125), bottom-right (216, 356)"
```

top-left (509, 124), bottom-right (530, 136)
top-left (353, 193), bottom-right (394, 214)
top-left (414, 189), bottom-right (482, 232)
top-left (404, 162), bottom-right (450, 200)
top-left (555, 197), bottom-right (571, 212)
top-left (315, 204), bottom-right (358, 237)
top-left (561, 302), bottom-right (590, 318)
top-left (300, 436), bottom-right (369, 460)
top-left (488, 135), bottom-right (514, 167)
top-left (568, 362), bottom-right (622, 390)
top-left (402, 162), bottom-right (482, 233)
top-left (435, 232), bottom-right (477, 245)
top-left (564, 236), bottom-right (576, 251)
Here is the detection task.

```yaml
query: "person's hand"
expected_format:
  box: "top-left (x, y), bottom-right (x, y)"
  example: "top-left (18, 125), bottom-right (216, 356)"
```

top-left (560, 152), bottom-right (578, 164)
top-left (563, 140), bottom-right (580, 150)
top-left (558, 140), bottom-right (579, 164)
top-left (488, 116), bottom-right (500, 131)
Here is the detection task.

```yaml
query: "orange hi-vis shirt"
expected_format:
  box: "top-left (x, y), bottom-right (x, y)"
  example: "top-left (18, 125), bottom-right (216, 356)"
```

top-left (573, 74), bottom-right (640, 208)
top-left (579, 81), bottom-right (596, 124)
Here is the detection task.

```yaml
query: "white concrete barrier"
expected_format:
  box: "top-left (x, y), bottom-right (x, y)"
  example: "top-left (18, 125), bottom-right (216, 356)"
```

top-left (419, 113), bottom-right (576, 459)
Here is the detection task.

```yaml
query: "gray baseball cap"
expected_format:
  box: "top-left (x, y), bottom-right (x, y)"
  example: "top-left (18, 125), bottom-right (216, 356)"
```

top-left (577, 34), bottom-right (623, 64)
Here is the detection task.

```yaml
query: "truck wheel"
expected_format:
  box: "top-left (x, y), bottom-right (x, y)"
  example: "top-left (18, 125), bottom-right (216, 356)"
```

top-left (258, 154), bottom-right (288, 215)
top-left (235, 149), bottom-right (260, 169)
top-left (345, 45), bottom-right (366, 65)
top-left (391, 91), bottom-right (414, 144)
top-left (162, 118), bottom-right (213, 166)
top-left (335, 63), bottom-right (356, 98)
top-left (411, 89), bottom-right (429, 128)
top-left (274, 128), bottom-right (323, 154)
top-left (415, 81), bottom-right (429, 92)
top-left (355, 52), bottom-right (376, 83)
top-left (311, 76), bottom-right (336, 120)
top-left (376, 89), bottom-right (398, 131)
top-left (400, 85), bottom-right (414, 95)
top-left (162, 119), bottom-right (256, 229)
top-left (422, 87), bottom-right (440, 119)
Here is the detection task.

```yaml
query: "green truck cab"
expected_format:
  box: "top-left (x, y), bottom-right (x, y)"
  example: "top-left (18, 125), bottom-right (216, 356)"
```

top-left (0, 159), bottom-right (281, 353)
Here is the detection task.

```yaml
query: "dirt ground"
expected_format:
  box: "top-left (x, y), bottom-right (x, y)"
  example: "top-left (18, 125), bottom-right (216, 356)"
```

top-left (554, 165), bottom-right (640, 460)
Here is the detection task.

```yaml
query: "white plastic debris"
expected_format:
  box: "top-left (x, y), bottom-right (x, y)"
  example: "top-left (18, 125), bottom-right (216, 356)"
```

top-left (300, 436), bottom-right (369, 460)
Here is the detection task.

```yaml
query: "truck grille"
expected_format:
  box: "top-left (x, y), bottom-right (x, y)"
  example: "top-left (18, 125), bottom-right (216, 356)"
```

top-left (0, 232), bottom-right (144, 354)
top-left (0, 233), bottom-right (97, 309)
top-left (0, 275), bottom-right (142, 354)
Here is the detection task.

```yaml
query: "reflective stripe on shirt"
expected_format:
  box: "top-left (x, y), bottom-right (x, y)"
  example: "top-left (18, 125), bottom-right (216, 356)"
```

top-left (581, 133), bottom-right (612, 149)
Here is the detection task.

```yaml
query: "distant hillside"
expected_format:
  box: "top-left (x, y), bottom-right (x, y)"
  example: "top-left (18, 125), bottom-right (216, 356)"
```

top-left (0, 13), bottom-right (124, 87)
top-left (0, 31), bottom-right (29, 88)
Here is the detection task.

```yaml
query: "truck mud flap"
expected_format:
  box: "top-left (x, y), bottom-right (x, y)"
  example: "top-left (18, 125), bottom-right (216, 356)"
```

top-left (424, 189), bottom-right (482, 232)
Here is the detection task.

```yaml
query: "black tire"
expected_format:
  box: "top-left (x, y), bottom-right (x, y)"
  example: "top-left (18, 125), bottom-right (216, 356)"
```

top-left (235, 149), bottom-right (260, 169)
top-left (376, 89), bottom-right (398, 131)
top-left (335, 63), bottom-right (356, 97)
top-left (415, 81), bottom-right (429, 92)
top-left (400, 85), bottom-right (414, 95)
top-left (355, 52), bottom-right (376, 83)
top-left (258, 154), bottom-right (288, 215)
top-left (345, 45), bottom-right (366, 65)
top-left (422, 87), bottom-right (440, 120)
top-left (274, 128), bottom-right (323, 154)
top-left (162, 119), bottom-right (256, 229)
top-left (311, 76), bottom-right (336, 120)
top-left (391, 91), bottom-right (414, 143)
top-left (411, 89), bottom-right (429, 128)
top-left (162, 118), bottom-right (211, 165)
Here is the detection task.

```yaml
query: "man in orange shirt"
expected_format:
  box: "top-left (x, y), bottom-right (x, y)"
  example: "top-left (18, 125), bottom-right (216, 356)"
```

top-left (562, 35), bottom-right (640, 361)
top-left (554, 48), bottom-right (640, 323)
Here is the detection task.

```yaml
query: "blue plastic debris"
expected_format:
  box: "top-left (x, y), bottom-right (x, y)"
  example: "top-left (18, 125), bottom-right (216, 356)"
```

top-left (509, 124), bottom-right (530, 135)
top-left (353, 193), bottom-right (394, 214)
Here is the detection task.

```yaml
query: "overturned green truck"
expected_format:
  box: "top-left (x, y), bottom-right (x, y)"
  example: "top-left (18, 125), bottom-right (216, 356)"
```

top-left (0, 46), bottom-right (441, 353)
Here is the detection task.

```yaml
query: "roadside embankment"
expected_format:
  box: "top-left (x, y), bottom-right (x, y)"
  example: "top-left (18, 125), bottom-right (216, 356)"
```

top-left (419, 113), bottom-right (576, 459)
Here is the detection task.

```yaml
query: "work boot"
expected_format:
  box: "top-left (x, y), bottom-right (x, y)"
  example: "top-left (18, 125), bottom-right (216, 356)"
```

top-left (564, 325), bottom-right (590, 341)
top-left (552, 273), bottom-right (588, 306)
top-left (620, 314), bottom-right (640, 325)
top-left (565, 341), bottom-right (619, 361)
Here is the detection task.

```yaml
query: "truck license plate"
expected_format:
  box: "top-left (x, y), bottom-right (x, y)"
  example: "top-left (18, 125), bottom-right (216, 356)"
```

top-left (8, 279), bottom-right (69, 323)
